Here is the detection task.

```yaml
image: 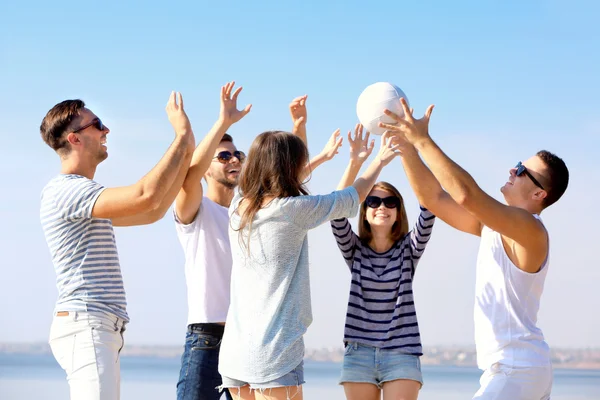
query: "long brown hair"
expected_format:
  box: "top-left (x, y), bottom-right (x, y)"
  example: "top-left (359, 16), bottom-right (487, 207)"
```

top-left (358, 181), bottom-right (409, 246)
top-left (236, 131), bottom-right (309, 248)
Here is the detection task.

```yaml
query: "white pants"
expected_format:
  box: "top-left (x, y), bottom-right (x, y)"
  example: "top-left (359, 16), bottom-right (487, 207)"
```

top-left (473, 363), bottom-right (553, 400)
top-left (49, 311), bottom-right (127, 400)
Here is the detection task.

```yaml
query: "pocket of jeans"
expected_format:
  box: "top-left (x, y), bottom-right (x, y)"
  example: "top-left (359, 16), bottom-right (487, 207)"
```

top-left (344, 343), bottom-right (355, 356)
top-left (191, 333), bottom-right (221, 350)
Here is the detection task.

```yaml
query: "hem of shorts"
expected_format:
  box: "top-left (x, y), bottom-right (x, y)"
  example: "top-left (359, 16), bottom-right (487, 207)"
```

top-left (380, 376), bottom-right (424, 388)
top-left (339, 379), bottom-right (379, 387)
top-left (220, 381), bottom-right (305, 390)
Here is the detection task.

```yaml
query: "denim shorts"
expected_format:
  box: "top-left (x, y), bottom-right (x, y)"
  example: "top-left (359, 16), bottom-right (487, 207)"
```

top-left (340, 342), bottom-right (423, 388)
top-left (220, 361), bottom-right (305, 391)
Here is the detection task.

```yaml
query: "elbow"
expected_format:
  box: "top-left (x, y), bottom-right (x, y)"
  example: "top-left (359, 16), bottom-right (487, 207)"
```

top-left (454, 185), bottom-right (474, 207)
top-left (138, 190), bottom-right (163, 213)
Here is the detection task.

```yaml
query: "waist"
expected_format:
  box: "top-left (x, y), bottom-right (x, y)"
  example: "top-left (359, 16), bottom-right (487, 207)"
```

top-left (187, 323), bottom-right (225, 336)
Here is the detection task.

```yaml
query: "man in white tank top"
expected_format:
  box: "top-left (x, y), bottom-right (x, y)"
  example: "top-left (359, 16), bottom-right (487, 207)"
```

top-left (379, 99), bottom-right (569, 400)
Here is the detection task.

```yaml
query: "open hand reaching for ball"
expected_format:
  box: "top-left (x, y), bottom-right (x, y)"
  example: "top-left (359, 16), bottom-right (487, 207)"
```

top-left (378, 98), bottom-right (435, 146)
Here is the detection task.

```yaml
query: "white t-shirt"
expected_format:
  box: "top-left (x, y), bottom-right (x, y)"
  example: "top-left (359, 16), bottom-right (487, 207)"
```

top-left (175, 197), bottom-right (232, 325)
top-left (474, 214), bottom-right (551, 369)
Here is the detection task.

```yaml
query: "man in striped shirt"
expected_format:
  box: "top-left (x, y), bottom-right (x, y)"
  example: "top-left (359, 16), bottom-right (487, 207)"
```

top-left (40, 92), bottom-right (195, 400)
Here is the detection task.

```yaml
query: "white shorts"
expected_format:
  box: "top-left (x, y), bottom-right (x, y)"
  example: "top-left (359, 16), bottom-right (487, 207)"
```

top-left (473, 362), bottom-right (553, 400)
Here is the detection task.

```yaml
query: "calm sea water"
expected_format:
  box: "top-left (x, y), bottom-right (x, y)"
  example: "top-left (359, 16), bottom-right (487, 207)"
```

top-left (0, 354), bottom-right (599, 399)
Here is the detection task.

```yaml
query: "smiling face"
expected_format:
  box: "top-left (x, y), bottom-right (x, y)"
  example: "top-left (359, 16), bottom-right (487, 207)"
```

top-left (69, 108), bottom-right (111, 163)
top-left (205, 141), bottom-right (242, 189)
top-left (365, 188), bottom-right (399, 230)
top-left (501, 155), bottom-right (548, 208)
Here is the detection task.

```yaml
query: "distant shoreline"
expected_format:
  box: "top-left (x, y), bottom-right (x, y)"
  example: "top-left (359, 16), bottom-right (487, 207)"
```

top-left (2, 342), bottom-right (599, 370)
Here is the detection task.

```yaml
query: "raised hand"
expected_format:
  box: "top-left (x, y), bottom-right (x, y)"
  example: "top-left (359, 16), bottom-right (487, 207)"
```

top-left (289, 95), bottom-right (308, 132)
top-left (374, 131), bottom-right (402, 166)
top-left (347, 123), bottom-right (375, 163)
top-left (220, 81), bottom-right (252, 126)
top-left (320, 129), bottom-right (344, 160)
top-left (166, 91), bottom-right (192, 136)
top-left (378, 98), bottom-right (435, 146)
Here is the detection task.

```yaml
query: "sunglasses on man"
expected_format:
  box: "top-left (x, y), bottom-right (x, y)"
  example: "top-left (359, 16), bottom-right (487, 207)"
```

top-left (213, 150), bottom-right (246, 164)
top-left (73, 118), bottom-right (105, 133)
top-left (365, 196), bottom-right (401, 209)
top-left (515, 161), bottom-right (545, 190)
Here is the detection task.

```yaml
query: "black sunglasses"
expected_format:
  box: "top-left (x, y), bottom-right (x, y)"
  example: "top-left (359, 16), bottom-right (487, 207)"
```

top-left (515, 161), bottom-right (545, 190)
top-left (365, 196), bottom-right (400, 209)
top-left (73, 118), bottom-right (105, 133)
top-left (213, 150), bottom-right (246, 164)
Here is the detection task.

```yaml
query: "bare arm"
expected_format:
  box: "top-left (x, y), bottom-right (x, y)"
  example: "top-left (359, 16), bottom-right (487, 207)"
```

top-left (300, 129), bottom-right (343, 181)
top-left (112, 136), bottom-right (194, 227)
top-left (380, 99), bottom-right (547, 270)
top-left (399, 144), bottom-right (482, 236)
top-left (352, 132), bottom-right (400, 202)
top-left (93, 92), bottom-right (194, 221)
top-left (290, 95), bottom-right (308, 146)
top-left (175, 81), bottom-right (251, 224)
top-left (337, 124), bottom-right (374, 190)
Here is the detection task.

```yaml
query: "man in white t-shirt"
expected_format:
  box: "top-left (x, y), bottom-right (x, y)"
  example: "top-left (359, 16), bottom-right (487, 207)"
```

top-left (173, 82), bottom-right (250, 400)
top-left (380, 99), bottom-right (569, 400)
top-left (174, 87), bottom-right (343, 400)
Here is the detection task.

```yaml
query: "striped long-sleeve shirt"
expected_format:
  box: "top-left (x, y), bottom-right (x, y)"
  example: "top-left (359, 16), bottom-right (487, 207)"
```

top-left (330, 207), bottom-right (435, 354)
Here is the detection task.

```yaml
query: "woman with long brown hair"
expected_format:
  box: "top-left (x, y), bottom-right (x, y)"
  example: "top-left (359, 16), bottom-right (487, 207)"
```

top-left (217, 109), bottom-right (401, 400)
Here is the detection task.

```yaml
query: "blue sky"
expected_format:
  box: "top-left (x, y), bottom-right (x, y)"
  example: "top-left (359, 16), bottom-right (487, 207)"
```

top-left (1, 0), bottom-right (599, 350)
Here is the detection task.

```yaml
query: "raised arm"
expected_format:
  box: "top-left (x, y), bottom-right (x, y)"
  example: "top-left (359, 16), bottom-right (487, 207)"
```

top-left (300, 129), bottom-right (343, 181)
top-left (337, 124), bottom-right (374, 190)
top-left (380, 100), bottom-right (546, 267)
top-left (399, 146), bottom-right (481, 235)
top-left (175, 81), bottom-right (251, 224)
top-left (93, 92), bottom-right (195, 221)
top-left (392, 124), bottom-right (482, 236)
top-left (351, 131), bottom-right (400, 202)
top-left (289, 95), bottom-right (308, 145)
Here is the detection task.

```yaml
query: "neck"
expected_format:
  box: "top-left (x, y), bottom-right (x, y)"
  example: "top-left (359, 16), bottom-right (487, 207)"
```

top-left (206, 181), bottom-right (235, 208)
top-left (369, 228), bottom-right (394, 253)
top-left (509, 200), bottom-right (544, 216)
top-left (60, 154), bottom-right (97, 180)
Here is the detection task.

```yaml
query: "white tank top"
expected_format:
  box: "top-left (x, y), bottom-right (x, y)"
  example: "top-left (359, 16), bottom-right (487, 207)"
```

top-left (474, 215), bottom-right (551, 369)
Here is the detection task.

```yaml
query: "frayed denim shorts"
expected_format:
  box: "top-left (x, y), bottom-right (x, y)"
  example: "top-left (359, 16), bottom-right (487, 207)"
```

top-left (220, 361), bottom-right (304, 391)
top-left (340, 342), bottom-right (423, 388)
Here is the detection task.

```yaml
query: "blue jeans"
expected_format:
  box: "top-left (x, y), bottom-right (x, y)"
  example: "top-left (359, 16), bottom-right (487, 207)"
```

top-left (177, 324), bottom-right (233, 400)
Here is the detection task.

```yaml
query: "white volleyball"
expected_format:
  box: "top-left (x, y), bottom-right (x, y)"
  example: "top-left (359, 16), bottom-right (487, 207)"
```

top-left (356, 82), bottom-right (409, 135)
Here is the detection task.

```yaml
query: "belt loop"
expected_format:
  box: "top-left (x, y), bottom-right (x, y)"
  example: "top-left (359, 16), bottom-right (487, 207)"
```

top-left (353, 342), bottom-right (358, 350)
top-left (73, 311), bottom-right (78, 322)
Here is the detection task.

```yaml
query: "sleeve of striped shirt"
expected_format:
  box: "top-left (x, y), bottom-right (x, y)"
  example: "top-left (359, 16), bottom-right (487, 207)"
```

top-left (284, 186), bottom-right (360, 230)
top-left (330, 218), bottom-right (360, 270)
top-left (55, 176), bottom-right (105, 222)
top-left (408, 207), bottom-right (436, 271)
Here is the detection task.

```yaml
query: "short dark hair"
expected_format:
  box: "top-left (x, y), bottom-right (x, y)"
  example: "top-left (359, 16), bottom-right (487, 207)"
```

top-left (40, 99), bottom-right (85, 154)
top-left (221, 133), bottom-right (233, 143)
top-left (537, 150), bottom-right (569, 208)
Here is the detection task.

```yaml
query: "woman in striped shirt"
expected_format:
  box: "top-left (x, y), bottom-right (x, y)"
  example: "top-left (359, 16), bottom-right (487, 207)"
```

top-left (331, 121), bottom-right (470, 400)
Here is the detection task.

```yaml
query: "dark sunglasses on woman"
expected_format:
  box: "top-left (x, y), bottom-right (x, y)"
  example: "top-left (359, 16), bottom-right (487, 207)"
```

top-left (365, 195), bottom-right (401, 209)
